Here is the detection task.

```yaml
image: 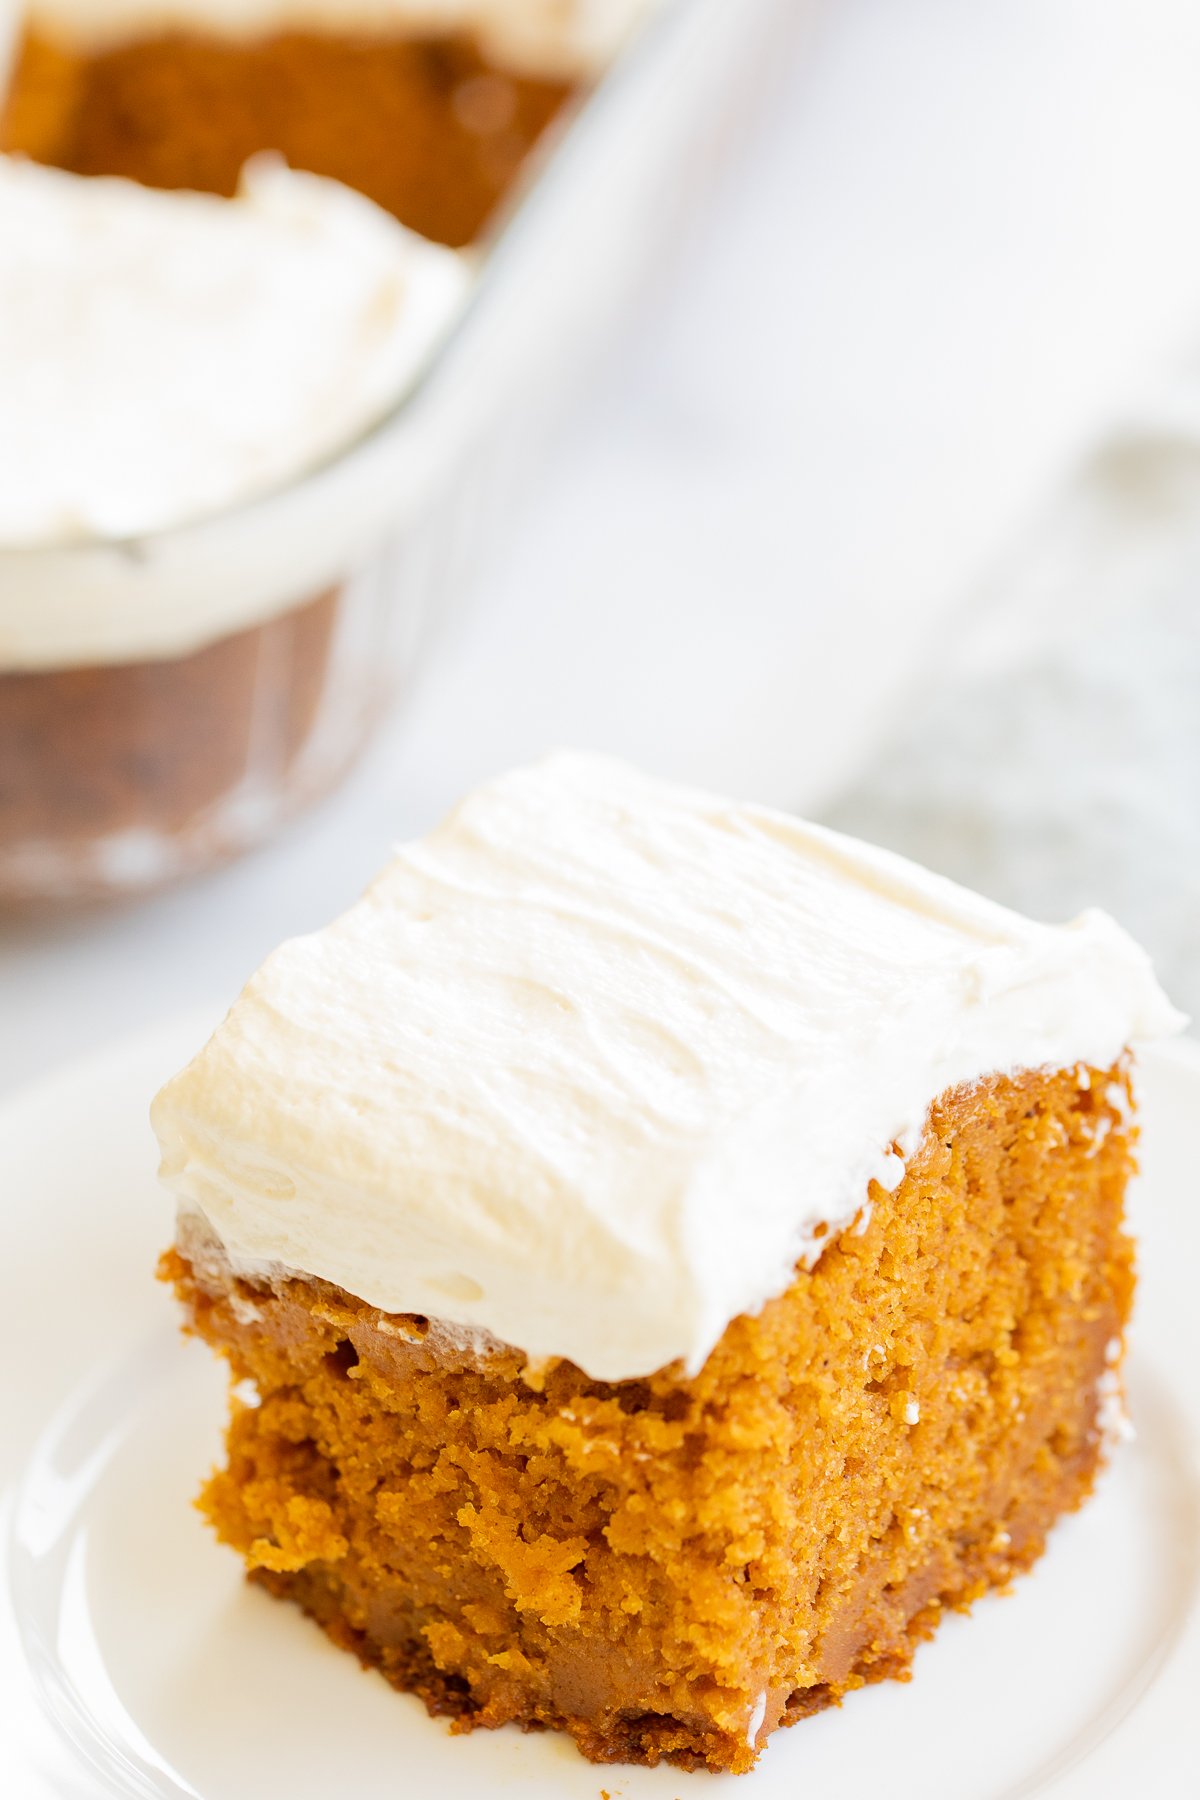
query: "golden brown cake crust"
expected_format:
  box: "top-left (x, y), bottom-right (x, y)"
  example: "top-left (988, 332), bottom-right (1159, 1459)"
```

top-left (162, 1061), bottom-right (1137, 1774)
top-left (1, 26), bottom-right (574, 246)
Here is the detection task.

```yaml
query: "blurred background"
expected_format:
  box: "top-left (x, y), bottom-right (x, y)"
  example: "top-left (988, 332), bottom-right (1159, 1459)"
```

top-left (4, 0), bottom-right (1200, 1086)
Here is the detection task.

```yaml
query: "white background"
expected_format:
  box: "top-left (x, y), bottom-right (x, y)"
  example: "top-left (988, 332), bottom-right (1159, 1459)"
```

top-left (7, 0), bottom-right (1200, 1090)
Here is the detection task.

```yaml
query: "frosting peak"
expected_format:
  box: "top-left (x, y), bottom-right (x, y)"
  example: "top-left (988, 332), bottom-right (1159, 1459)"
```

top-left (152, 753), bottom-right (1184, 1380)
top-left (0, 153), bottom-right (470, 548)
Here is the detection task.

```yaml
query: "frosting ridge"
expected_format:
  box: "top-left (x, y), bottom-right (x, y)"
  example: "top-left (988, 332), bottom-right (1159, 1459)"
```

top-left (0, 153), bottom-right (470, 549)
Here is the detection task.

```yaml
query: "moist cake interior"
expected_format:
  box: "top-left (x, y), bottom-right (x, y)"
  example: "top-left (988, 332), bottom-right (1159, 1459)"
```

top-left (1, 24), bottom-right (576, 245)
top-left (163, 1061), bottom-right (1136, 1774)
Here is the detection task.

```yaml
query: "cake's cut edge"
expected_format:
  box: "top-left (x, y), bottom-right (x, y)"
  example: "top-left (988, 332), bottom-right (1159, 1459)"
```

top-left (0, 18), bottom-right (580, 247)
top-left (160, 1059), bottom-right (1138, 1775)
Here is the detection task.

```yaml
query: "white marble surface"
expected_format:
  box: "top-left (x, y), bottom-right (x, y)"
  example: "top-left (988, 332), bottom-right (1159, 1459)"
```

top-left (6, 0), bottom-right (1200, 1091)
top-left (831, 417), bottom-right (1200, 1022)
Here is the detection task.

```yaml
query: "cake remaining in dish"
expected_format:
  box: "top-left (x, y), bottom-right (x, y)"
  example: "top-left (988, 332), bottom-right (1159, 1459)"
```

top-left (154, 753), bottom-right (1182, 1773)
top-left (0, 153), bottom-right (469, 546)
top-left (0, 151), bottom-right (469, 905)
top-left (2, 1), bottom-right (656, 245)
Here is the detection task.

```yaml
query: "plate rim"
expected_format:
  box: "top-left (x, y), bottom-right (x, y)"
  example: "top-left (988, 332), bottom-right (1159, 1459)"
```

top-left (1, 1015), bottom-right (1198, 1798)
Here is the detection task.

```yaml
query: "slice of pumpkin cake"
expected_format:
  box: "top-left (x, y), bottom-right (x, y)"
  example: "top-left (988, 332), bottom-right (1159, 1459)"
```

top-left (154, 752), bottom-right (1182, 1773)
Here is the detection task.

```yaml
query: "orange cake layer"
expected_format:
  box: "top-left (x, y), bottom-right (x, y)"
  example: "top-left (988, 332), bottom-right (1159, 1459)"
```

top-left (162, 1060), bottom-right (1136, 1775)
top-left (1, 27), bottom-right (574, 245)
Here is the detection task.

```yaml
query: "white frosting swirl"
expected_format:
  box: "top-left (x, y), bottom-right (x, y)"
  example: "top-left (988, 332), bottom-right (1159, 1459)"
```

top-left (22, 0), bottom-right (662, 77)
top-left (0, 154), bottom-right (470, 553)
top-left (152, 753), bottom-right (1185, 1382)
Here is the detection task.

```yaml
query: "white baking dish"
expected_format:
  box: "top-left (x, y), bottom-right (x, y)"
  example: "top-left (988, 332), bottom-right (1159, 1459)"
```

top-left (0, 0), bottom-right (810, 903)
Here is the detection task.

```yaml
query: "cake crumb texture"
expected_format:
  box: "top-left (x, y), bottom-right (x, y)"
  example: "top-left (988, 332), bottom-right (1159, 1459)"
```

top-left (2, 26), bottom-right (573, 246)
top-left (163, 1062), bottom-right (1136, 1774)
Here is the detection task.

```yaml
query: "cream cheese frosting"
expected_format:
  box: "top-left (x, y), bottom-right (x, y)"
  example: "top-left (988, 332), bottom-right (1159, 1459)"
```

top-left (23, 0), bottom-right (662, 78)
top-left (152, 753), bottom-right (1185, 1382)
top-left (0, 153), bottom-right (470, 549)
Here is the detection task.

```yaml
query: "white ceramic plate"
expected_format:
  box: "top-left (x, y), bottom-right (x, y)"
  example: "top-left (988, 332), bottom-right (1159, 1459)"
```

top-left (1, 1018), bottom-right (1198, 1799)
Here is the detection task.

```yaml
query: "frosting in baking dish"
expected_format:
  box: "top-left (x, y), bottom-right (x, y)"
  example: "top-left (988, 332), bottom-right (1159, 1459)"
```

top-left (152, 752), bottom-right (1184, 1381)
top-left (21, 0), bottom-right (663, 77)
top-left (0, 154), bottom-right (469, 551)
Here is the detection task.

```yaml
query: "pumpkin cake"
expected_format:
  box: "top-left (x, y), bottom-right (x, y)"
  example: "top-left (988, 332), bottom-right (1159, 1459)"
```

top-left (153, 753), bottom-right (1182, 1774)
top-left (0, 151), bottom-right (470, 904)
top-left (0, 2), bottom-right (657, 246)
